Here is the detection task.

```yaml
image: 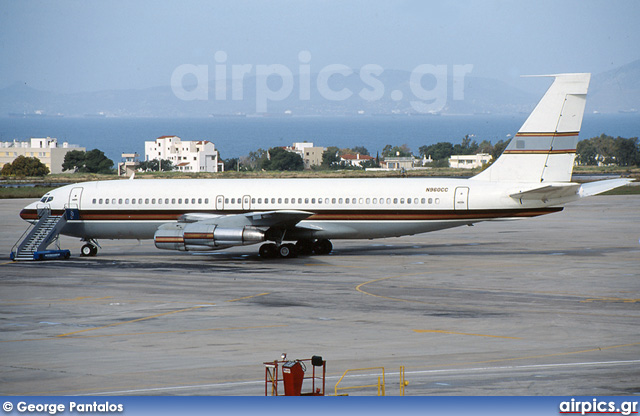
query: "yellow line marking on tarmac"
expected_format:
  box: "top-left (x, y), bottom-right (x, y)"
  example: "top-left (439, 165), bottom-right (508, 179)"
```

top-left (581, 297), bottom-right (640, 303)
top-left (356, 272), bottom-right (430, 303)
top-left (56, 304), bottom-right (215, 338)
top-left (1, 260), bottom-right (16, 265)
top-left (226, 293), bottom-right (269, 302)
top-left (413, 329), bottom-right (522, 340)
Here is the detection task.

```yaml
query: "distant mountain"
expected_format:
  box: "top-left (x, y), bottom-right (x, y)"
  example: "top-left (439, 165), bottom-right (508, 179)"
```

top-left (587, 59), bottom-right (640, 114)
top-left (1, 61), bottom-right (638, 117)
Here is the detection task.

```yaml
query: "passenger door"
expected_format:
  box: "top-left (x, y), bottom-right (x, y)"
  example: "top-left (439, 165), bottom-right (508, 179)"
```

top-left (68, 187), bottom-right (83, 209)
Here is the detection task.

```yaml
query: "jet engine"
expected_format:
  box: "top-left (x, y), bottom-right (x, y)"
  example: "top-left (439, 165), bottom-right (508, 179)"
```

top-left (154, 222), bottom-right (265, 251)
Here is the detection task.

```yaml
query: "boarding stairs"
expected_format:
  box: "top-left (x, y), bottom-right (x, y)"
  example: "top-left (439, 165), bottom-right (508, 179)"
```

top-left (11, 207), bottom-right (71, 261)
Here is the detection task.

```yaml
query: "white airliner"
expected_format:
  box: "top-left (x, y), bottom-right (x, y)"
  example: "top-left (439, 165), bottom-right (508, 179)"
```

top-left (19, 73), bottom-right (632, 259)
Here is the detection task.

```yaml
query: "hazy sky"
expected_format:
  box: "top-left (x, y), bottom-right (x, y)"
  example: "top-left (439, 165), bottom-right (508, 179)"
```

top-left (1, 0), bottom-right (639, 93)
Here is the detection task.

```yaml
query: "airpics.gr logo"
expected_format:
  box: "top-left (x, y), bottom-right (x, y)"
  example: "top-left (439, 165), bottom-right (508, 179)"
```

top-left (559, 398), bottom-right (638, 416)
top-left (171, 50), bottom-right (473, 114)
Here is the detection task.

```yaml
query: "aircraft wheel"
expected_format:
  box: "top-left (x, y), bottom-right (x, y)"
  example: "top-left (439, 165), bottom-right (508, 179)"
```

top-left (313, 239), bottom-right (333, 255)
top-left (80, 244), bottom-right (97, 257)
top-left (259, 243), bottom-right (278, 259)
top-left (278, 243), bottom-right (298, 259)
top-left (295, 239), bottom-right (314, 255)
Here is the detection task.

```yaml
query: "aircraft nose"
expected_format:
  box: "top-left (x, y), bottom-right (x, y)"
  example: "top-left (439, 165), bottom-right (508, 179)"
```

top-left (20, 202), bottom-right (39, 221)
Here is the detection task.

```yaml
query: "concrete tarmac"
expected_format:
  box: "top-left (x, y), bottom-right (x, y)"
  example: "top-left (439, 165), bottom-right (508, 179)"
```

top-left (1, 196), bottom-right (639, 396)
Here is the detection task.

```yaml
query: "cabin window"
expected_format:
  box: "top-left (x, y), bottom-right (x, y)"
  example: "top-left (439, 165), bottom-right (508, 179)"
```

top-left (225, 198), bottom-right (229, 204)
top-left (414, 198), bottom-right (419, 204)
top-left (345, 198), bottom-right (350, 204)
top-left (305, 198), bottom-right (309, 204)
top-left (421, 198), bottom-right (426, 204)
top-left (136, 198), bottom-right (141, 204)
top-left (297, 198), bottom-right (302, 204)
top-left (284, 198), bottom-right (289, 204)
top-left (271, 198), bottom-right (276, 204)
top-left (131, 199), bottom-right (136, 204)
top-left (258, 198), bottom-right (262, 204)
top-left (360, 198), bottom-right (364, 204)
top-left (428, 198), bottom-right (433, 204)
top-left (406, 198), bottom-right (411, 204)
top-left (119, 198), bottom-right (123, 204)
top-left (92, 198), bottom-right (97, 204)
top-left (311, 198), bottom-right (315, 204)
top-left (171, 198), bottom-right (176, 204)
top-left (318, 198), bottom-right (322, 204)
top-left (198, 198), bottom-right (202, 204)
top-left (435, 198), bottom-right (440, 204)
top-left (372, 198), bottom-right (377, 204)
top-left (158, 198), bottom-right (162, 204)
top-left (331, 198), bottom-right (336, 204)
top-left (230, 198), bottom-right (235, 204)
top-left (338, 198), bottom-right (343, 204)
top-left (325, 198), bottom-right (330, 204)
top-left (205, 198), bottom-right (209, 204)
top-left (251, 198), bottom-right (255, 204)
top-left (178, 198), bottom-right (182, 204)
top-left (124, 198), bottom-right (129, 204)
top-left (145, 198), bottom-right (149, 204)
top-left (185, 199), bottom-right (189, 204)
top-left (105, 199), bottom-right (110, 205)
top-left (278, 198), bottom-right (282, 203)
top-left (99, 198), bottom-right (103, 204)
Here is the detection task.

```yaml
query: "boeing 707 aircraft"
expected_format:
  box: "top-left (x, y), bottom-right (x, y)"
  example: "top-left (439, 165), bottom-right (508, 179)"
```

top-left (18, 73), bottom-right (632, 259)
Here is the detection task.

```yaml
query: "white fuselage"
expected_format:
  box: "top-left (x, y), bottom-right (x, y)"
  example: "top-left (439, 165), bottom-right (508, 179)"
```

top-left (21, 177), bottom-right (574, 242)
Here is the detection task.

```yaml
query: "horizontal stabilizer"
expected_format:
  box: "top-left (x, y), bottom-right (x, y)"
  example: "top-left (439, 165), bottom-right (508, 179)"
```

top-left (579, 178), bottom-right (634, 197)
top-left (510, 183), bottom-right (580, 202)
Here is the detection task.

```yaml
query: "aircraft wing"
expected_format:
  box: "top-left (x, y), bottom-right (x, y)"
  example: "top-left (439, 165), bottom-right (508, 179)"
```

top-left (177, 210), bottom-right (315, 228)
top-left (509, 183), bottom-right (581, 202)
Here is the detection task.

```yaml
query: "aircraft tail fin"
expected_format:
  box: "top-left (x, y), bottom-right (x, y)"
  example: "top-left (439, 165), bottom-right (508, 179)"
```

top-left (472, 73), bottom-right (591, 183)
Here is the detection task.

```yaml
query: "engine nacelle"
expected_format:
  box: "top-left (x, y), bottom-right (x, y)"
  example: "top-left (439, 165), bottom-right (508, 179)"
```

top-left (154, 223), bottom-right (265, 251)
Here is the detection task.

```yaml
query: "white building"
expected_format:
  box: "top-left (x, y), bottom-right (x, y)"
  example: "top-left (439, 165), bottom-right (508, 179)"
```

top-left (448, 153), bottom-right (492, 169)
top-left (285, 142), bottom-right (325, 169)
top-left (0, 137), bottom-right (85, 174)
top-left (144, 136), bottom-right (223, 172)
top-left (340, 153), bottom-right (375, 167)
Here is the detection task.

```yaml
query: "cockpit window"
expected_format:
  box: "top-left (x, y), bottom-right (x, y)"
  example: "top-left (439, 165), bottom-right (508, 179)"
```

top-left (39, 195), bottom-right (54, 203)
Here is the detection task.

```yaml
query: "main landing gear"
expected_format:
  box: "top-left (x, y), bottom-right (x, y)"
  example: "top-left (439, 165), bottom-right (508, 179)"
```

top-left (258, 239), bottom-right (333, 259)
top-left (80, 240), bottom-right (100, 257)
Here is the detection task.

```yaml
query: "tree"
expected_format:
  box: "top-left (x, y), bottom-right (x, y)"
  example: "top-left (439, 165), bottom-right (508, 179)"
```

top-left (62, 149), bottom-right (114, 174)
top-left (576, 139), bottom-right (598, 165)
top-left (321, 146), bottom-right (341, 168)
top-left (418, 142), bottom-right (454, 161)
top-left (85, 149), bottom-right (114, 174)
top-left (62, 150), bottom-right (86, 172)
top-left (351, 146), bottom-right (370, 156)
top-left (261, 147), bottom-right (304, 171)
top-left (382, 144), bottom-right (412, 157)
top-left (1, 156), bottom-right (49, 177)
top-left (613, 136), bottom-right (639, 166)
